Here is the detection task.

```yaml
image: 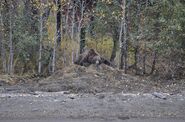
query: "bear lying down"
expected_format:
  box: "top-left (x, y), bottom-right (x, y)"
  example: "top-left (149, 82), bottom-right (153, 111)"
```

top-left (74, 48), bottom-right (115, 67)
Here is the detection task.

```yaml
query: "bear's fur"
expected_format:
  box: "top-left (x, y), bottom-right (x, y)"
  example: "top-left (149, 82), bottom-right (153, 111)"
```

top-left (74, 49), bottom-right (115, 67)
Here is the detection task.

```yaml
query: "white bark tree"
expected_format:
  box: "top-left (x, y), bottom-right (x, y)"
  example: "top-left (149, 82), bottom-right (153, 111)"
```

top-left (71, 2), bottom-right (76, 40)
top-left (119, 0), bottom-right (127, 73)
top-left (77, 0), bottom-right (85, 34)
top-left (65, 0), bottom-right (70, 36)
top-left (52, 32), bottom-right (57, 73)
top-left (8, 2), bottom-right (14, 75)
top-left (52, 0), bottom-right (60, 73)
top-left (38, 5), bottom-right (44, 74)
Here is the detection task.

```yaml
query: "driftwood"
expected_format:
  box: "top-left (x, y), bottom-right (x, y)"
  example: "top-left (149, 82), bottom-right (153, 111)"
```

top-left (74, 49), bottom-right (115, 67)
top-left (152, 92), bottom-right (168, 100)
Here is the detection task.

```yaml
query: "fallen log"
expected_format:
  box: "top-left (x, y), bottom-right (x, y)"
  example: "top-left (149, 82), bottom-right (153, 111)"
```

top-left (152, 92), bottom-right (168, 100)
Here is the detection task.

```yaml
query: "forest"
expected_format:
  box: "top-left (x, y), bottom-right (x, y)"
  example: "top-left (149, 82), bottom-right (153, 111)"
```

top-left (0, 0), bottom-right (185, 80)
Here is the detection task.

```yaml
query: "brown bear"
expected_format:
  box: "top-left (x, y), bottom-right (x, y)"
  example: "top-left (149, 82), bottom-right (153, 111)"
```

top-left (74, 48), bottom-right (115, 67)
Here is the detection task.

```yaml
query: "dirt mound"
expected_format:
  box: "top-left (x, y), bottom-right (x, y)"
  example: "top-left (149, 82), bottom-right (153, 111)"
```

top-left (0, 75), bottom-right (41, 93)
top-left (0, 75), bottom-right (22, 85)
top-left (1, 65), bottom-right (184, 94)
top-left (37, 64), bottom-right (165, 93)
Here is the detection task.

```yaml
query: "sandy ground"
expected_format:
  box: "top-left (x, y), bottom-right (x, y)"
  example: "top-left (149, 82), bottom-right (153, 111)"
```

top-left (0, 91), bottom-right (185, 121)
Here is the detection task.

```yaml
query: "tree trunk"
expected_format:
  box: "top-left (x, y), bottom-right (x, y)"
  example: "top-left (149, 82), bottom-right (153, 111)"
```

top-left (119, 19), bottom-right (124, 69)
top-left (142, 0), bottom-right (149, 75)
top-left (110, 27), bottom-right (118, 62)
top-left (143, 43), bottom-right (146, 74)
top-left (30, 1), bottom-right (39, 35)
top-left (149, 11), bottom-right (160, 75)
top-left (0, 9), bottom-right (7, 73)
top-left (77, 0), bottom-right (85, 45)
top-left (80, 27), bottom-right (86, 54)
top-left (123, 19), bottom-right (127, 73)
top-left (38, 13), bottom-right (43, 74)
top-left (120, 48), bottom-right (124, 69)
top-left (8, 4), bottom-right (14, 75)
top-left (71, 3), bottom-right (75, 40)
top-left (72, 49), bottom-right (74, 64)
top-left (52, 43), bottom-right (56, 73)
top-left (110, 39), bottom-right (117, 62)
top-left (89, 16), bottom-right (95, 37)
top-left (135, 0), bottom-right (141, 75)
top-left (76, 48), bottom-right (79, 61)
top-left (78, 1), bottom-right (84, 33)
top-left (38, 1), bottom-right (52, 74)
top-left (56, 0), bottom-right (61, 46)
top-left (52, 0), bottom-right (61, 73)
top-left (150, 50), bottom-right (157, 74)
top-left (65, 1), bottom-right (70, 36)
top-left (124, 0), bottom-right (131, 74)
top-left (134, 46), bottom-right (139, 74)
top-left (119, 0), bottom-right (127, 72)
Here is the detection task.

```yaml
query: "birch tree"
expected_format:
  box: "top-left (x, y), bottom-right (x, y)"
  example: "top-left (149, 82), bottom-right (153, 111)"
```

top-left (65, 0), bottom-right (70, 36)
top-left (71, 1), bottom-right (76, 40)
top-left (119, 0), bottom-right (127, 73)
top-left (8, 1), bottom-right (14, 75)
top-left (52, 0), bottom-right (61, 73)
top-left (38, 3), bottom-right (44, 74)
top-left (78, 0), bottom-right (86, 54)
top-left (77, 0), bottom-right (85, 33)
top-left (52, 33), bottom-right (57, 73)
